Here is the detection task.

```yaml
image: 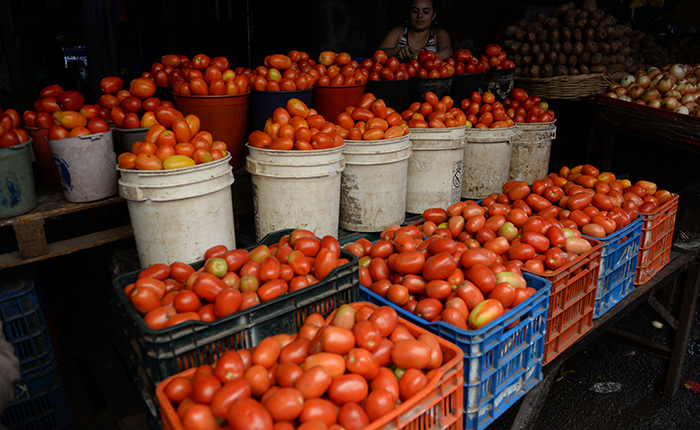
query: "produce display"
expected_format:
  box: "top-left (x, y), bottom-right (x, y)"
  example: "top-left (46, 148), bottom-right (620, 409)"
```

top-left (147, 54), bottom-right (190, 88)
top-left (0, 107), bottom-right (29, 148)
top-left (248, 51), bottom-right (319, 91)
top-left (98, 75), bottom-right (180, 130)
top-left (602, 63), bottom-right (700, 116)
top-left (361, 51), bottom-right (409, 81)
top-left (400, 92), bottom-right (467, 128)
top-left (314, 51), bottom-right (368, 86)
top-left (339, 93), bottom-right (410, 140)
top-left (123, 229), bottom-right (349, 329)
top-left (458, 90), bottom-right (515, 128)
top-left (171, 54), bottom-right (250, 96)
top-left (503, 88), bottom-right (556, 123)
top-left (159, 303), bottom-right (450, 430)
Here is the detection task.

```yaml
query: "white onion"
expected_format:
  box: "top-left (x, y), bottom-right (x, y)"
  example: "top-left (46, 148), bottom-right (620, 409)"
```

top-left (618, 95), bottom-right (633, 102)
top-left (682, 93), bottom-right (696, 104)
top-left (648, 99), bottom-right (662, 108)
top-left (637, 74), bottom-right (651, 88)
top-left (663, 96), bottom-right (680, 110)
top-left (621, 75), bottom-right (636, 88)
top-left (666, 89), bottom-right (682, 99)
top-left (674, 106), bottom-right (689, 115)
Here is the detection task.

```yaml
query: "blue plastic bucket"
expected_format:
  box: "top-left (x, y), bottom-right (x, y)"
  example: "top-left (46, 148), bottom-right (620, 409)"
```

top-left (0, 139), bottom-right (37, 219)
top-left (247, 89), bottom-right (313, 135)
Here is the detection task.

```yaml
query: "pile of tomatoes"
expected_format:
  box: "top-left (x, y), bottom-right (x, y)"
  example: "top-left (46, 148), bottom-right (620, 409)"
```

top-left (0, 107), bottom-right (29, 148)
top-left (400, 92), bottom-right (467, 129)
top-left (458, 91), bottom-right (515, 129)
top-left (413, 50), bottom-right (455, 78)
top-left (146, 54), bottom-right (191, 88)
top-left (171, 54), bottom-right (250, 96)
top-left (161, 303), bottom-right (447, 430)
top-left (249, 52), bottom-right (319, 91)
top-left (125, 229), bottom-right (350, 329)
top-left (479, 44), bottom-right (515, 71)
top-left (248, 98), bottom-right (344, 150)
top-left (98, 76), bottom-right (181, 130)
top-left (118, 111), bottom-right (227, 170)
top-left (452, 49), bottom-right (488, 75)
top-left (503, 88), bottom-right (555, 123)
top-left (361, 51), bottom-right (410, 81)
top-left (313, 51), bottom-right (368, 87)
top-left (336, 93), bottom-right (409, 141)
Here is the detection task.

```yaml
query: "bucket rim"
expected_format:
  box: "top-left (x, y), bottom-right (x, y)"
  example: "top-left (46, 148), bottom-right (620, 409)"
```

top-left (313, 83), bottom-right (367, 91)
top-left (514, 119), bottom-right (557, 129)
top-left (342, 133), bottom-right (411, 146)
top-left (173, 91), bottom-right (251, 99)
top-left (47, 129), bottom-right (113, 144)
top-left (250, 88), bottom-right (314, 96)
top-left (117, 152), bottom-right (232, 176)
top-left (246, 143), bottom-right (345, 155)
top-left (0, 139), bottom-right (33, 152)
top-left (115, 126), bottom-right (150, 133)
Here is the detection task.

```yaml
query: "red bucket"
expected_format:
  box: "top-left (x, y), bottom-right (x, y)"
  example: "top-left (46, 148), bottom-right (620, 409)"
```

top-left (312, 84), bottom-right (366, 122)
top-left (174, 92), bottom-right (249, 170)
top-left (25, 127), bottom-right (60, 185)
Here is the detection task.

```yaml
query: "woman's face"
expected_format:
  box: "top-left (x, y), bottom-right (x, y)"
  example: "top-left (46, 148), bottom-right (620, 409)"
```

top-left (409, 0), bottom-right (435, 32)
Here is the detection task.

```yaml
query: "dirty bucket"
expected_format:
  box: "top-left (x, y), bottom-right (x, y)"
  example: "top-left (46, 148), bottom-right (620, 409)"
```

top-left (406, 127), bottom-right (466, 214)
top-left (0, 140), bottom-right (37, 219)
top-left (246, 145), bottom-right (344, 242)
top-left (450, 72), bottom-right (488, 103)
top-left (407, 77), bottom-right (452, 104)
top-left (48, 130), bottom-right (118, 203)
top-left (340, 135), bottom-right (412, 232)
top-left (25, 127), bottom-right (60, 185)
top-left (365, 79), bottom-right (410, 113)
top-left (118, 153), bottom-right (236, 267)
top-left (312, 84), bottom-right (367, 122)
top-left (509, 121), bottom-right (557, 184)
top-left (484, 67), bottom-right (515, 102)
top-left (462, 126), bottom-right (516, 199)
top-left (247, 88), bottom-right (313, 135)
top-left (115, 127), bottom-right (149, 155)
top-left (174, 92), bottom-right (249, 170)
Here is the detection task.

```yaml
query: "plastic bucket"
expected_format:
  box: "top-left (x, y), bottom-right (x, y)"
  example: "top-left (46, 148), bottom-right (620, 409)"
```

top-left (406, 127), bottom-right (466, 214)
top-left (48, 131), bottom-right (119, 203)
top-left (407, 77), bottom-right (452, 104)
top-left (25, 127), bottom-right (60, 185)
top-left (114, 127), bottom-right (149, 155)
top-left (450, 72), bottom-right (487, 102)
top-left (0, 140), bottom-right (37, 219)
top-left (312, 84), bottom-right (366, 122)
top-left (246, 145), bottom-right (344, 242)
top-left (509, 121), bottom-right (557, 184)
top-left (174, 92), bottom-right (249, 170)
top-left (340, 135), bottom-right (412, 232)
top-left (462, 127), bottom-right (516, 199)
top-left (118, 153), bottom-right (236, 267)
top-left (365, 79), bottom-right (410, 113)
top-left (247, 88), bottom-right (313, 135)
top-left (484, 68), bottom-right (515, 102)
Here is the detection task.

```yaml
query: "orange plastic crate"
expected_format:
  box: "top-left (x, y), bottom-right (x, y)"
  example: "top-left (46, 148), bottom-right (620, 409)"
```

top-left (523, 238), bottom-right (602, 365)
top-left (635, 194), bottom-right (678, 285)
top-left (156, 302), bottom-right (464, 430)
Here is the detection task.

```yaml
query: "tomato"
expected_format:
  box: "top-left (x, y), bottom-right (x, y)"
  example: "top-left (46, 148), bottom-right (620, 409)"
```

top-left (210, 378), bottom-right (252, 419)
top-left (422, 252), bottom-right (457, 281)
top-left (227, 397), bottom-right (274, 430)
top-left (129, 287), bottom-right (161, 315)
top-left (192, 373), bottom-right (222, 405)
top-left (468, 299), bottom-right (504, 329)
top-left (165, 376), bottom-right (193, 404)
top-left (295, 364), bottom-right (332, 400)
top-left (304, 352), bottom-right (346, 378)
top-left (182, 404), bottom-right (219, 430)
top-left (173, 290), bottom-right (202, 313)
top-left (544, 247), bottom-right (568, 270)
top-left (252, 337), bottom-right (281, 368)
top-left (346, 347), bottom-right (380, 380)
top-left (398, 368), bottom-right (428, 402)
top-left (338, 402), bottom-right (371, 430)
top-left (368, 306), bottom-right (399, 337)
top-left (129, 77), bottom-right (156, 99)
top-left (100, 76), bottom-right (123, 94)
top-left (414, 298), bottom-right (443, 322)
top-left (0, 131), bottom-right (21, 148)
top-left (327, 374), bottom-right (369, 405)
top-left (314, 248), bottom-right (337, 280)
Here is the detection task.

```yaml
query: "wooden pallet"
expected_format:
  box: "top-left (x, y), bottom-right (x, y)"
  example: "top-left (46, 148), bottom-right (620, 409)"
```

top-left (0, 186), bottom-right (133, 270)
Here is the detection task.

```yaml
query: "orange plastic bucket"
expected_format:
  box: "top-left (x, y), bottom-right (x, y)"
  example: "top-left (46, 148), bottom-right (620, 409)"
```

top-left (25, 127), bottom-right (60, 185)
top-left (312, 84), bottom-right (366, 122)
top-left (174, 92), bottom-right (249, 170)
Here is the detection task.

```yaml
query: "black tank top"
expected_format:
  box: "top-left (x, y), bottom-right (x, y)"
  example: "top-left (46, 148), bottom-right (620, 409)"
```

top-left (397, 27), bottom-right (437, 52)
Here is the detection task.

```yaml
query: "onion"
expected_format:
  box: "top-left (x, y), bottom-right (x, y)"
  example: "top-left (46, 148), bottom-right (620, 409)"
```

top-left (648, 67), bottom-right (661, 78)
top-left (683, 101), bottom-right (698, 111)
top-left (666, 90), bottom-right (682, 99)
top-left (648, 99), bottom-right (662, 109)
top-left (683, 83), bottom-right (696, 94)
top-left (603, 92), bottom-right (618, 98)
top-left (684, 64), bottom-right (693, 76)
top-left (674, 106), bottom-right (689, 115)
top-left (628, 84), bottom-right (644, 99)
top-left (662, 96), bottom-right (680, 110)
top-left (642, 89), bottom-right (659, 103)
top-left (614, 86), bottom-right (628, 96)
top-left (687, 74), bottom-right (697, 85)
top-left (656, 77), bottom-right (674, 93)
top-left (681, 93), bottom-right (696, 104)
top-left (618, 95), bottom-right (633, 102)
top-left (621, 75), bottom-right (636, 88)
top-left (636, 74), bottom-right (651, 88)
top-left (635, 99), bottom-right (646, 106)
top-left (609, 83), bottom-right (621, 91)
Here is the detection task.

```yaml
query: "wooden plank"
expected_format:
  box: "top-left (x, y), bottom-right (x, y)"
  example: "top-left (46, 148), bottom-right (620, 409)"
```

top-left (601, 328), bottom-right (672, 360)
top-left (647, 295), bottom-right (678, 330)
top-left (0, 225), bottom-right (133, 270)
top-left (13, 219), bottom-right (48, 259)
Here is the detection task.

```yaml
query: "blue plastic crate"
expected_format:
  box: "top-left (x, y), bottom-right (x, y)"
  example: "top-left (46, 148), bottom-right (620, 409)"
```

top-left (584, 217), bottom-right (643, 319)
top-left (360, 272), bottom-right (551, 430)
top-left (2, 366), bottom-right (73, 430)
top-left (0, 268), bottom-right (57, 380)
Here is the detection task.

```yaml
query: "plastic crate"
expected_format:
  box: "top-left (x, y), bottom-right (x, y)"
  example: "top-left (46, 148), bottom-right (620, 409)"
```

top-left (156, 301), bottom-right (464, 430)
top-left (0, 267), bottom-right (57, 380)
top-left (110, 229), bottom-right (359, 398)
top-left (635, 194), bottom-right (679, 285)
top-left (1, 364), bottom-right (73, 430)
top-left (584, 217), bottom-right (642, 318)
top-left (361, 273), bottom-right (550, 430)
top-left (522, 237), bottom-right (602, 365)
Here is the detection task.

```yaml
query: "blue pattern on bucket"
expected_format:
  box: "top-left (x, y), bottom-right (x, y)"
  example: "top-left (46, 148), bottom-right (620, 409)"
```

top-left (0, 173), bottom-right (22, 208)
top-left (53, 155), bottom-right (72, 193)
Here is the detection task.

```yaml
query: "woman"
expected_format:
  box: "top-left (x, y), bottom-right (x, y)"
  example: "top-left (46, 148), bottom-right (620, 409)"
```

top-left (378, 0), bottom-right (453, 61)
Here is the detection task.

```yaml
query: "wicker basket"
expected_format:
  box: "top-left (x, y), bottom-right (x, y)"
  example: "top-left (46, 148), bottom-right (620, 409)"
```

top-left (514, 71), bottom-right (627, 101)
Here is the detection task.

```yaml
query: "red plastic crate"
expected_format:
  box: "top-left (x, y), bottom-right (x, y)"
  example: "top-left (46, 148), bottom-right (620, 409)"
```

top-left (523, 238), bottom-right (602, 365)
top-left (635, 194), bottom-right (678, 285)
top-left (156, 302), bottom-right (464, 430)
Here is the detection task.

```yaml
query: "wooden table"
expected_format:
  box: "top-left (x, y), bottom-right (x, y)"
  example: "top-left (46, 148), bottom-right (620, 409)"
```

top-left (0, 185), bottom-right (133, 270)
top-left (508, 251), bottom-right (700, 429)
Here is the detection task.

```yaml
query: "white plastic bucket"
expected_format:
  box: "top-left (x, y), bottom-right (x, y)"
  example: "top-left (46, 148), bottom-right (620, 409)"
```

top-left (0, 139), bottom-right (37, 218)
top-left (406, 127), bottom-right (466, 214)
top-left (48, 130), bottom-right (118, 202)
top-left (115, 127), bottom-right (149, 155)
top-left (340, 135), bottom-right (412, 232)
top-left (462, 127), bottom-right (516, 199)
top-left (118, 154), bottom-right (236, 267)
top-left (509, 121), bottom-right (556, 184)
top-left (246, 145), bottom-right (344, 242)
